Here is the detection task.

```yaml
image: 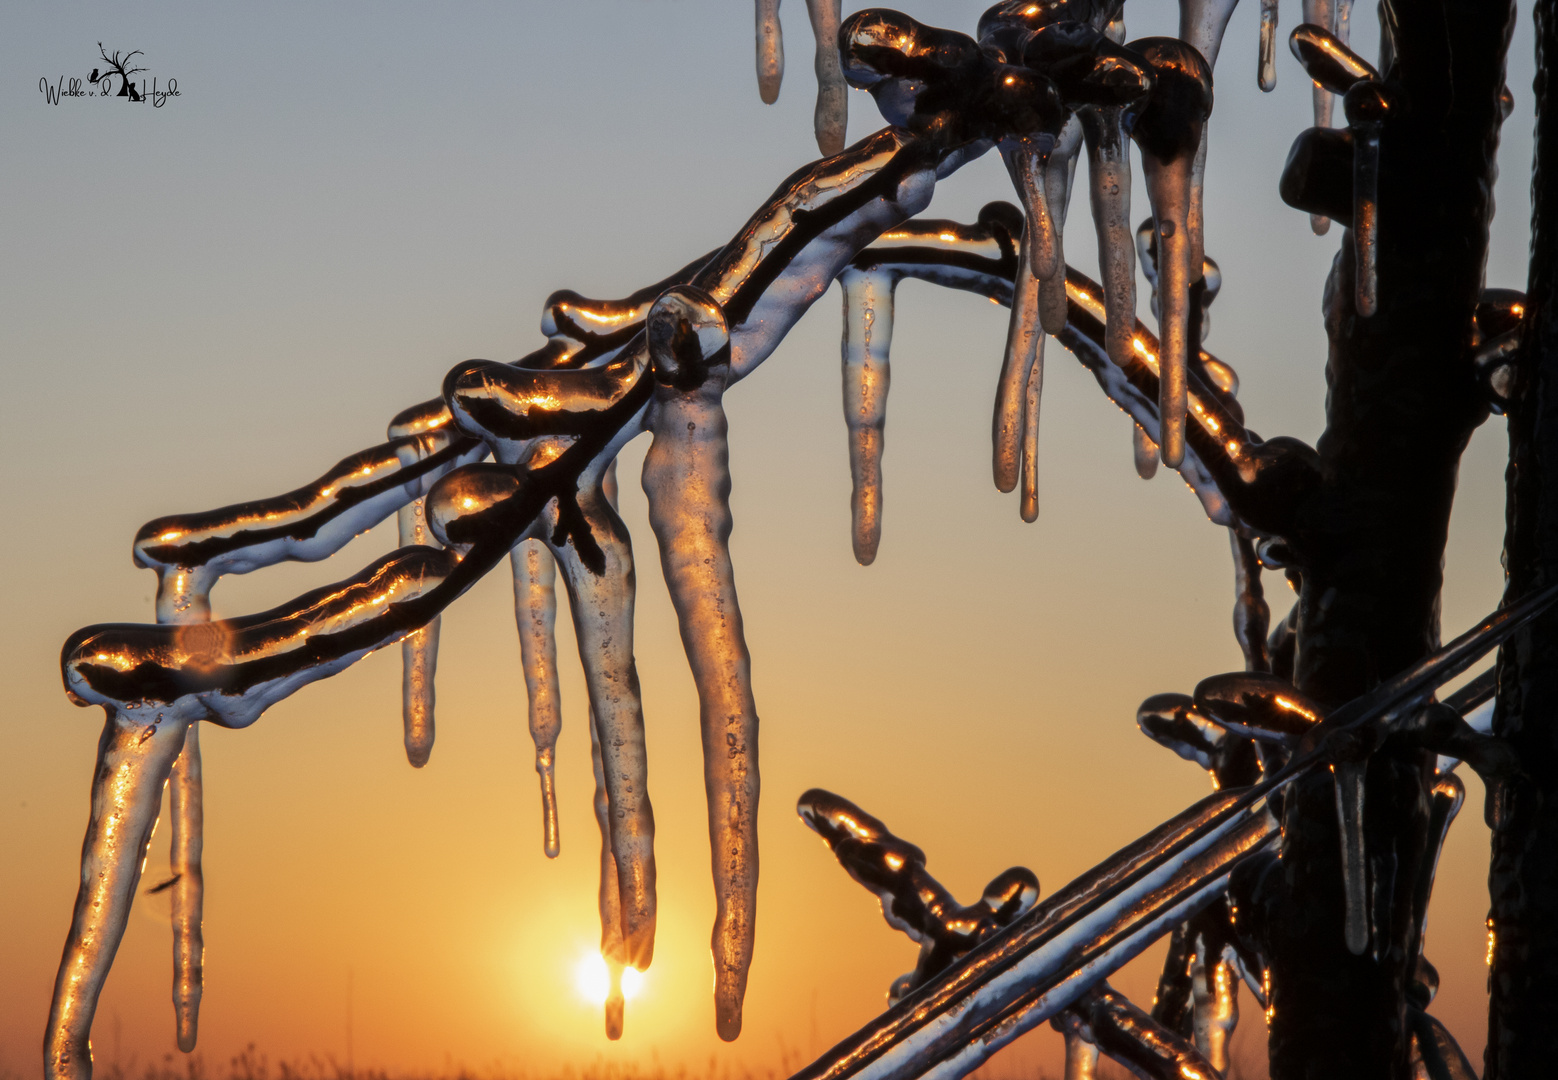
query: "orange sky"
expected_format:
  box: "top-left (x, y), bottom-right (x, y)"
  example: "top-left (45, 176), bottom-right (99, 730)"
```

top-left (0, 3), bottom-right (1539, 1078)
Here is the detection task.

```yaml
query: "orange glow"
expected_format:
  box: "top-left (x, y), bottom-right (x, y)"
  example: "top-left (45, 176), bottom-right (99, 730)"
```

top-left (575, 953), bottom-right (643, 1004)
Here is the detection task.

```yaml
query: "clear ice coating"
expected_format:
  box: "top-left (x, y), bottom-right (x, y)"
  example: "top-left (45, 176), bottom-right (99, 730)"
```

top-left (641, 286), bottom-right (760, 1040)
top-left (797, 788), bottom-right (1041, 1003)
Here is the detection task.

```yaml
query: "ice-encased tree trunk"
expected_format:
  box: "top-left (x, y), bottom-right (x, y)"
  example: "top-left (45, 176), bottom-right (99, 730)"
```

top-left (1264, 0), bottom-right (1518, 1077)
top-left (1489, 0), bottom-right (1558, 1073)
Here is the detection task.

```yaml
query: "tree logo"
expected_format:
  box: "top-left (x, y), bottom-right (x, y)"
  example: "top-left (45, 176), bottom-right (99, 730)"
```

top-left (39, 42), bottom-right (181, 106)
top-left (89, 43), bottom-right (147, 101)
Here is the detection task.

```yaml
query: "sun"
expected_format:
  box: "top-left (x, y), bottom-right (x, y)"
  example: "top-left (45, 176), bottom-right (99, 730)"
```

top-left (574, 951), bottom-right (644, 1004)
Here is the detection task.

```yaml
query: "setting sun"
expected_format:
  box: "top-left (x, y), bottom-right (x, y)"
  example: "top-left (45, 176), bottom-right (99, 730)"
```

top-left (574, 952), bottom-right (644, 1005)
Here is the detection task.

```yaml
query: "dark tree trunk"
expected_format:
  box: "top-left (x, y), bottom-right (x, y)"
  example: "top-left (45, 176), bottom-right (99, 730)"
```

top-left (1267, 0), bottom-right (1516, 1077)
top-left (1489, 0), bottom-right (1558, 1075)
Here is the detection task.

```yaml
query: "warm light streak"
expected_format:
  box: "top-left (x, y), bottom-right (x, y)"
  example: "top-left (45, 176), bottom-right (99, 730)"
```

top-left (1487, 918), bottom-right (1497, 966)
top-left (1274, 695), bottom-right (1321, 723)
top-left (158, 530), bottom-right (184, 542)
top-left (884, 853), bottom-right (904, 870)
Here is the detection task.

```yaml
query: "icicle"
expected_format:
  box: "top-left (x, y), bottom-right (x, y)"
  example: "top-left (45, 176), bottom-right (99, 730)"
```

top-left (1230, 533), bottom-right (1271, 673)
top-left (756, 0), bottom-right (784, 104)
top-left (642, 287), bottom-right (759, 1041)
top-left (1190, 947), bottom-right (1238, 1073)
top-left (1133, 424), bottom-right (1159, 479)
top-left (1259, 0), bottom-right (1279, 90)
top-left (545, 489), bottom-right (657, 971)
top-left (1080, 106), bottom-right (1138, 372)
top-left (1333, 759), bottom-right (1369, 955)
top-left (151, 568), bottom-right (210, 1054)
top-left (1020, 334), bottom-right (1046, 522)
top-left (1051, 1013), bottom-right (1100, 1080)
top-left (590, 721), bottom-right (628, 1040)
top-left (839, 268), bottom-right (896, 564)
top-left (46, 711), bottom-right (191, 1080)
top-left (993, 136), bottom-right (1058, 494)
top-left (396, 491), bottom-right (440, 767)
top-left (806, 0), bottom-right (847, 156)
top-left (169, 724), bottom-right (204, 1053)
top-left (510, 538), bottom-right (563, 857)
top-left (1334, 0), bottom-right (1353, 48)
top-left (1344, 82), bottom-right (1389, 317)
top-left (1126, 38), bottom-right (1213, 468)
top-left (1303, 0), bottom-right (1336, 232)
top-left (1179, 0), bottom-right (1243, 70)
top-left (1040, 117), bottom-right (1084, 336)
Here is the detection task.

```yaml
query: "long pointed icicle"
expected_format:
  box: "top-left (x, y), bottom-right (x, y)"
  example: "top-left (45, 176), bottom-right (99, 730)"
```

top-left (510, 537), bottom-right (563, 857)
top-left (1081, 107), bottom-right (1137, 372)
top-left (839, 268), bottom-right (896, 565)
top-left (994, 137), bottom-right (1058, 495)
top-left (547, 488), bottom-right (657, 970)
top-left (154, 569), bottom-right (209, 1054)
top-left (46, 712), bottom-right (191, 1080)
top-left (1333, 759), bottom-right (1369, 954)
top-left (590, 720), bottom-right (628, 1040)
top-left (806, 0), bottom-right (847, 156)
top-left (168, 724), bottom-right (204, 1053)
top-left (1259, 0), bottom-right (1279, 90)
top-left (396, 493), bottom-right (440, 767)
top-left (755, 0), bottom-right (784, 104)
top-left (642, 287), bottom-right (759, 1041)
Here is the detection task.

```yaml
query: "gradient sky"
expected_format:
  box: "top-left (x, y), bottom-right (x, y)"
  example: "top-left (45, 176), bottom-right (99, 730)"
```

top-left (0, 3), bottom-right (1541, 1078)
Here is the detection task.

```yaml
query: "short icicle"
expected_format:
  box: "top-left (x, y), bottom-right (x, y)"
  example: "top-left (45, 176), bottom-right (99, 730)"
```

top-left (590, 721), bottom-right (628, 1040)
top-left (1259, 0), bottom-right (1279, 90)
top-left (1133, 424), bottom-right (1160, 479)
top-left (839, 268), bottom-right (896, 564)
top-left (806, 0), bottom-right (847, 155)
top-left (1333, 758), bottom-right (1369, 954)
top-left (755, 0), bottom-right (784, 104)
top-left (1190, 945), bottom-right (1239, 1072)
top-left (46, 711), bottom-right (192, 1080)
top-left (168, 724), bottom-right (204, 1053)
top-left (510, 537), bottom-right (563, 857)
top-left (641, 286), bottom-right (759, 1041)
top-left (396, 490), bottom-right (441, 768)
